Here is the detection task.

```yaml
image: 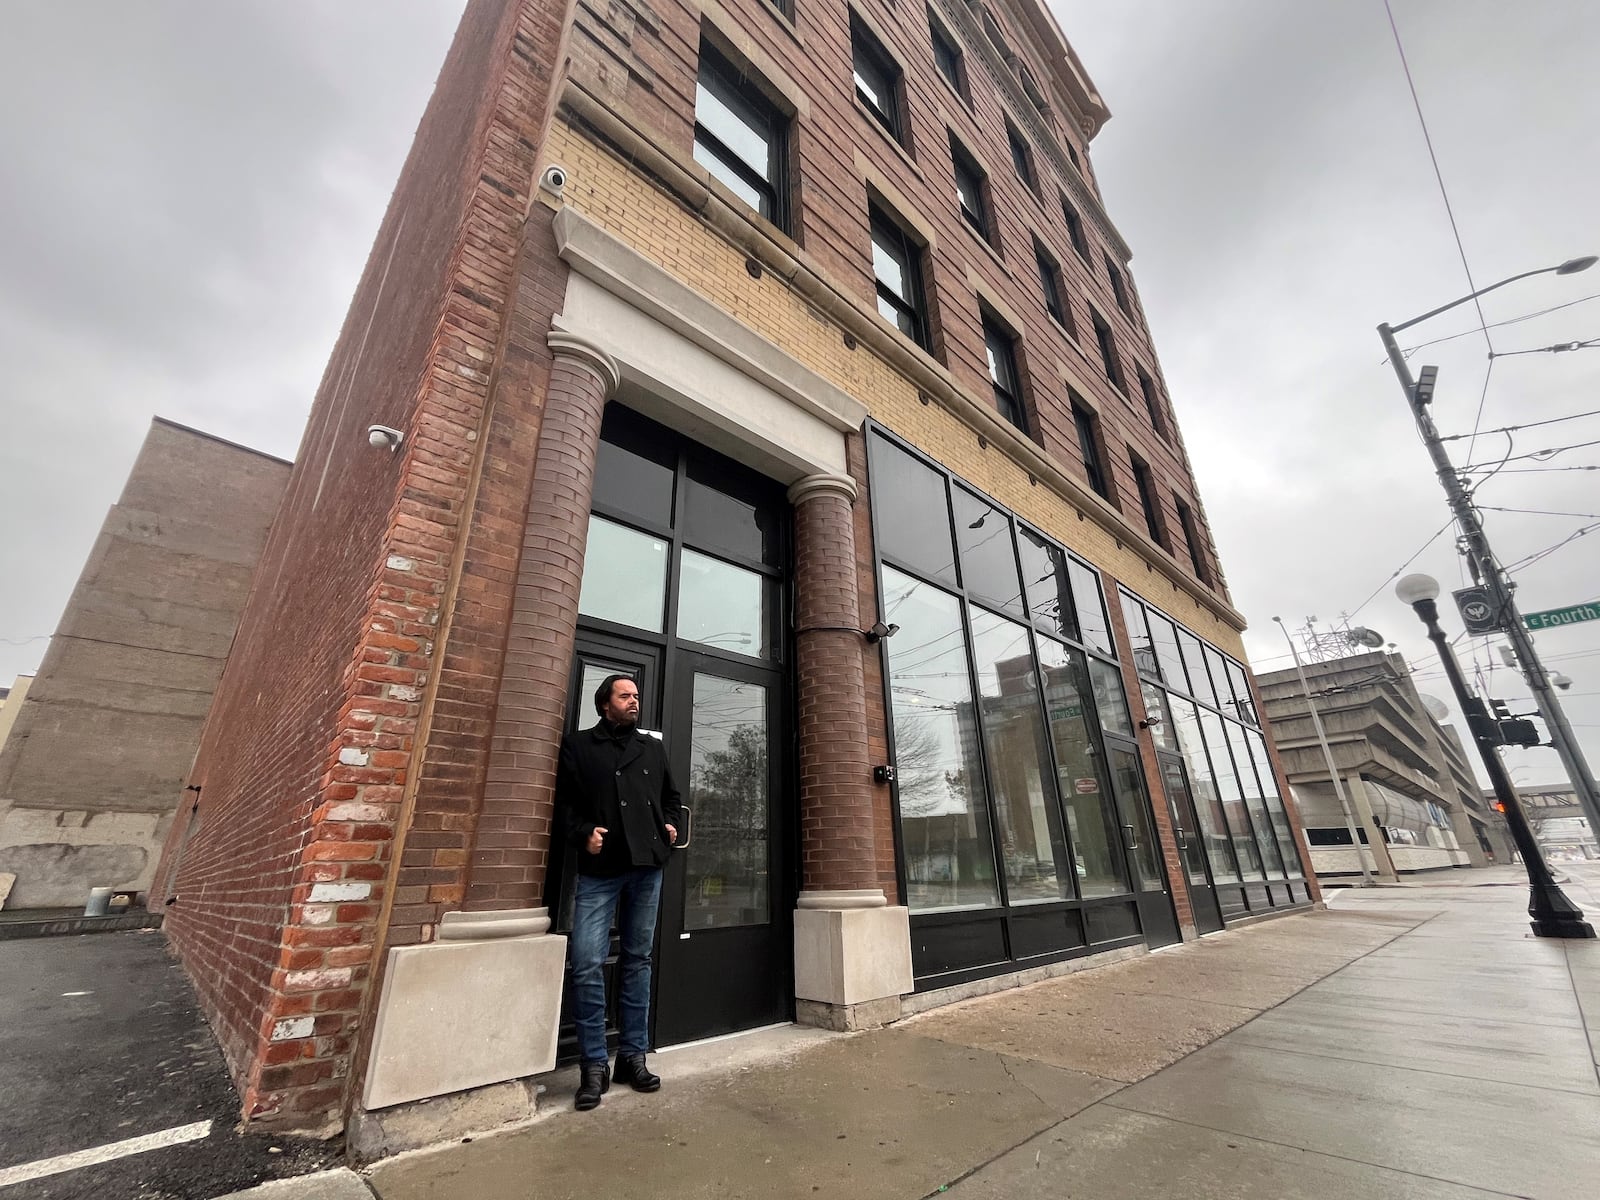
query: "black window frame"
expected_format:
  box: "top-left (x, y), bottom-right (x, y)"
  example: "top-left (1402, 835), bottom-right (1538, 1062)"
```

top-left (1137, 367), bottom-right (1169, 440)
top-left (1032, 237), bottom-right (1071, 334)
top-left (1129, 450), bottom-right (1167, 550)
top-left (1005, 119), bottom-right (1037, 193)
top-left (693, 40), bottom-right (790, 232)
top-left (1174, 497), bottom-right (1212, 585)
top-left (851, 13), bottom-right (905, 145)
top-left (1060, 193), bottom-right (1090, 261)
top-left (928, 9), bottom-right (967, 102)
top-left (869, 201), bottom-right (931, 352)
top-left (950, 135), bottom-right (994, 246)
top-left (1070, 393), bottom-right (1112, 501)
top-left (981, 310), bottom-right (1027, 433)
top-left (1091, 309), bottom-right (1125, 393)
top-left (1105, 254), bottom-right (1134, 319)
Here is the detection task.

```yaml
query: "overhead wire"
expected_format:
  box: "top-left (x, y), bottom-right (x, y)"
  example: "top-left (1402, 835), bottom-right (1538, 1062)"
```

top-left (1342, 516), bottom-right (1458, 623)
top-left (1439, 408), bottom-right (1600, 442)
top-left (1503, 520), bottom-right (1600, 575)
top-left (1400, 292), bottom-right (1600, 356)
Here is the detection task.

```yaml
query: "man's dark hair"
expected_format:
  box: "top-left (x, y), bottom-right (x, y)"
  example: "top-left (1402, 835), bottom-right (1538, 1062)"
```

top-left (593, 673), bottom-right (637, 716)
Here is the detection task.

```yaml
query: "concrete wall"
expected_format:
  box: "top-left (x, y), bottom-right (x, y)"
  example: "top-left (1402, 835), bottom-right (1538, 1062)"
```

top-left (0, 420), bottom-right (288, 908)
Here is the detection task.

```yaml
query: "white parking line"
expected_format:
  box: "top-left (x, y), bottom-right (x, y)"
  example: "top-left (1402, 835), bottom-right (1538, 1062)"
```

top-left (0, 1120), bottom-right (212, 1188)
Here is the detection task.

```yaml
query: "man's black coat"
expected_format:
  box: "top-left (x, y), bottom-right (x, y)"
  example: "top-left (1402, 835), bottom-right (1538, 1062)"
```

top-left (557, 721), bottom-right (683, 876)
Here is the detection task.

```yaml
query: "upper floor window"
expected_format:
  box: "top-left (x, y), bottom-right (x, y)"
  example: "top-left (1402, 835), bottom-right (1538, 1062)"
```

top-left (1105, 254), bottom-right (1134, 319)
top-left (1138, 368), bottom-right (1169, 440)
top-left (982, 312), bottom-right (1026, 432)
top-left (1033, 238), bottom-right (1072, 335)
top-left (852, 15), bottom-right (904, 144)
top-left (1175, 497), bottom-right (1212, 584)
top-left (1070, 394), bottom-right (1111, 500)
top-left (1066, 141), bottom-right (1081, 170)
top-left (1130, 451), bottom-right (1167, 550)
top-left (950, 136), bottom-right (993, 245)
top-left (1092, 310), bottom-right (1124, 392)
top-left (1005, 120), bottom-right (1036, 193)
top-left (694, 41), bottom-right (788, 230)
top-left (1060, 194), bottom-right (1090, 261)
top-left (870, 203), bottom-right (930, 351)
top-left (928, 10), bottom-right (967, 101)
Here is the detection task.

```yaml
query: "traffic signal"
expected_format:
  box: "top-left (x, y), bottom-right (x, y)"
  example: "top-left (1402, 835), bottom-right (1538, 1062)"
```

top-left (1489, 699), bottom-right (1542, 748)
top-left (1463, 697), bottom-right (1502, 745)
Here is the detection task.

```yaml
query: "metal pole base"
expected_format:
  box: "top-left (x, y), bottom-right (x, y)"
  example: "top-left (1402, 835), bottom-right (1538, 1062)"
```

top-left (1528, 884), bottom-right (1598, 939)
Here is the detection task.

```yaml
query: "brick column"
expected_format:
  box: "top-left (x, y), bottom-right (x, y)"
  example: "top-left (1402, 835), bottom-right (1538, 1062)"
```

top-left (790, 473), bottom-right (880, 900)
top-left (465, 329), bottom-right (620, 913)
top-left (789, 472), bottom-right (912, 1030)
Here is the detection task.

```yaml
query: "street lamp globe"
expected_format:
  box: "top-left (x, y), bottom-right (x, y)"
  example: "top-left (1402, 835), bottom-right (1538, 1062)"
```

top-left (1556, 255), bottom-right (1598, 275)
top-left (1395, 574), bottom-right (1441, 606)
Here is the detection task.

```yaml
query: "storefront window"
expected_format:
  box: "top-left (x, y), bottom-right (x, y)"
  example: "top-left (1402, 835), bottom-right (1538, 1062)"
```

top-left (969, 609), bottom-right (1072, 902)
top-left (1018, 527), bottom-right (1075, 639)
top-left (1199, 709), bottom-right (1264, 880)
top-left (1177, 629), bottom-right (1217, 710)
top-left (870, 435), bottom-right (957, 587)
top-left (1247, 729), bottom-right (1304, 876)
top-left (1122, 593), bottom-right (1157, 680)
top-left (1038, 637), bottom-right (1127, 898)
top-left (1139, 682), bottom-right (1179, 753)
top-left (1170, 697), bottom-right (1240, 882)
top-left (954, 489), bottom-right (1024, 614)
top-left (1068, 560), bottom-right (1114, 658)
top-left (1226, 719), bottom-right (1285, 877)
top-left (1088, 658), bottom-right (1132, 736)
top-left (1147, 611), bottom-right (1187, 694)
top-left (882, 567), bottom-right (999, 912)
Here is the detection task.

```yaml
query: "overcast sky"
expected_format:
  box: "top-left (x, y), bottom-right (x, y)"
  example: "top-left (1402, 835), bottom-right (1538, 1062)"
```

top-left (2, 2), bottom-right (1596, 790)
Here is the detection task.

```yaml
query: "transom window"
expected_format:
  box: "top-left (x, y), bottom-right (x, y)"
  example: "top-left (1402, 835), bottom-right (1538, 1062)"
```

top-left (951, 136), bottom-right (992, 244)
top-left (852, 15), bottom-right (904, 144)
top-left (694, 41), bottom-right (787, 230)
top-left (870, 203), bottom-right (930, 350)
top-left (982, 312), bottom-right (1026, 432)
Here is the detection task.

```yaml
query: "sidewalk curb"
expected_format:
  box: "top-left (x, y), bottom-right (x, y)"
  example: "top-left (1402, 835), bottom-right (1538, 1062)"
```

top-left (211, 1168), bottom-right (374, 1199)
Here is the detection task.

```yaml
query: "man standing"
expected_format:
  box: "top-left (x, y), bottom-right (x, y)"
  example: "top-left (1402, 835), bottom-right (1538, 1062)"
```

top-left (557, 673), bottom-right (681, 1111)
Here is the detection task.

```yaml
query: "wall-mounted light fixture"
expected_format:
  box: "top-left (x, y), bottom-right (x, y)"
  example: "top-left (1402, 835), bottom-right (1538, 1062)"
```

top-left (367, 425), bottom-right (405, 453)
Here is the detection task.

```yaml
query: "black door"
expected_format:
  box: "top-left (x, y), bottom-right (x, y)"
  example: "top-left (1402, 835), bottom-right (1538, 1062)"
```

top-left (655, 651), bottom-right (789, 1044)
top-left (1104, 738), bottom-right (1180, 947)
top-left (1157, 752), bottom-right (1224, 934)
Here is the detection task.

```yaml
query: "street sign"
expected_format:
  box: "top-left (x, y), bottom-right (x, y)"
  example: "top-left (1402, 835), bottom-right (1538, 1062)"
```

top-left (1525, 602), bottom-right (1600, 631)
top-left (1452, 586), bottom-right (1502, 635)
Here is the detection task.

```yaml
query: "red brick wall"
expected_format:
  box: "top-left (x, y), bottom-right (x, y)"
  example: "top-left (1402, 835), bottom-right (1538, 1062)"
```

top-left (154, 0), bottom-right (568, 1129)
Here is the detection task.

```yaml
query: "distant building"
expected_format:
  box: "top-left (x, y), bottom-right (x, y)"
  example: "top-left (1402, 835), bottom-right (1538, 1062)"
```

top-left (1255, 650), bottom-right (1512, 880)
top-left (0, 419), bottom-right (288, 908)
top-left (1495, 783), bottom-right (1597, 862)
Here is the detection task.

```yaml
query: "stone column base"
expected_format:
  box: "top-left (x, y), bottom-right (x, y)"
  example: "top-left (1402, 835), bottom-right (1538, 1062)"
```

top-left (793, 891), bottom-right (912, 1030)
top-left (361, 908), bottom-right (566, 1111)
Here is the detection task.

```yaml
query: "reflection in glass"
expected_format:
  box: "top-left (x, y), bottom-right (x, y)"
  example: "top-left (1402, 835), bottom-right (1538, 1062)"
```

top-left (1170, 697), bottom-right (1241, 882)
top-left (1148, 612), bottom-right (1187, 694)
top-left (882, 568), bottom-right (999, 912)
top-left (1226, 719), bottom-right (1285, 877)
top-left (1139, 682), bottom-right (1179, 753)
top-left (1038, 637), bottom-right (1127, 898)
top-left (1109, 748), bottom-right (1164, 891)
top-left (1177, 630), bottom-right (1217, 710)
top-left (1205, 645), bottom-right (1235, 717)
top-left (969, 609), bottom-right (1071, 903)
top-left (684, 459), bottom-right (778, 564)
top-left (594, 419), bottom-right (675, 526)
top-left (1122, 592), bottom-right (1158, 680)
top-left (954, 490), bottom-right (1023, 612)
top-left (1018, 528), bottom-right (1076, 639)
top-left (684, 675), bottom-right (770, 929)
top-left (1068, 560), bottom-right (1114, 657)
top-left (1088, 658), bottom-right (1132, 736)
top-left (1199, 709), bottom-right (1264, 879)
top-left (870, 436), bottom-right (958, 587)
top-left (1248, 729), bottom-right (1304, 876)
top-left (676, 549), bottom-right (764, 656)
top-left (578, 516), bottom-right (668, 633)
top-left (1226, 659), bottom-right (1258, 726)
top-left (1159, 758), bottom-right (1211, 887)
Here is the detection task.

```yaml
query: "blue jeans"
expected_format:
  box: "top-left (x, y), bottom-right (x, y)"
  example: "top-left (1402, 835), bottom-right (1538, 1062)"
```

top-left (570, 867), bottom-right (663, 1065)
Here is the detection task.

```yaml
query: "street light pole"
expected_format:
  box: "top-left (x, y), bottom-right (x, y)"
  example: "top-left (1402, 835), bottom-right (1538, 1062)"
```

top-left (1396, 574), bottom-right (1593, 938)
top-left (1377, 255), bottom-right (1600, 844)
top-left (1272, 617), bottom-right (1375, 886)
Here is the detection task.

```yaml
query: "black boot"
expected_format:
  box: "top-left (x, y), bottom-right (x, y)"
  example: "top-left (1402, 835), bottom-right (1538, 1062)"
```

top-left (613, 1052), bottom-right (661, 1093)
top-left (574, 1060), bottom-right (610, 1111)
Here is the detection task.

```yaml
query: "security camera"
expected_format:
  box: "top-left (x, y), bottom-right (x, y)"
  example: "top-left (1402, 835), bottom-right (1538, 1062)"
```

top-left (367, 425), bottom-right (405, 452)
top-left (540, 164), bottom-right (568, 197)
top-left (1552, 672), bottom-right (1573, 691)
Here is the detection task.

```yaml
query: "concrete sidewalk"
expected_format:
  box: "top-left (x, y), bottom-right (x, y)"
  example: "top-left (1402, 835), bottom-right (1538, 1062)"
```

top-left (351, 865), bottom-right (1600, 1200)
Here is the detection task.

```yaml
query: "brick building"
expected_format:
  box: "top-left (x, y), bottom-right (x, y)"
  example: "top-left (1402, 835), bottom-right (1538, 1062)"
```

top-left (154, 0), bottom-right (1317, 1144)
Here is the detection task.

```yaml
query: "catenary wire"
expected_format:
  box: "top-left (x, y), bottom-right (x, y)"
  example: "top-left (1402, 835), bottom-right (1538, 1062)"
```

top-left (1401, 292), bottom-right (1600, 357)
top-left (1439, 409), bottom-right (1600, 442)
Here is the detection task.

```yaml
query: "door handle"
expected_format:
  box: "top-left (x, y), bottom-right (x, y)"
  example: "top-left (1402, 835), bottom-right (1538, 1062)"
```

top-left (1122, 823), bottom-right (1140, 851)
top-left (674, 805), bottom-right (692, 850)
top-left (1174, 826), bottom-right (1190, 850)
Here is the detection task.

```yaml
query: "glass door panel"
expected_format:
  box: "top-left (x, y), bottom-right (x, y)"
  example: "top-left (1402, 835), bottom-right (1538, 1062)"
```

top-left (681, 673), bottom-right (770, 929)
top-left (1158, 753), bottom-right (1223, 934)
top-left (1108, 744), bottom-right (1179, 947)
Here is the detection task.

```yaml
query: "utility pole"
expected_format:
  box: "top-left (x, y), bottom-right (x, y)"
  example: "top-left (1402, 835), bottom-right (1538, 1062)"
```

top-left (1377, 258), bottom-right (1600, 844)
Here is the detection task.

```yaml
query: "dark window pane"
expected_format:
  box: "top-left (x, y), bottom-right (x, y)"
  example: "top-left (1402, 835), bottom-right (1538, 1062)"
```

top-left (882, 567), bottom-right (1000, 912)
top-left (953, 489), bottom-right (1023, 611)
top-left (1147, 611), bottom-right (1186, 693)
top-left (1176, 498), bottom-right (1210, 583)
top-left (1200, 708), bottom-right (1264, 880)
top-left (1170, 697), bottom-right (1240, 882)
top-left (1093, 313), bottom-right (1123, 391)
top-left (1071, 399), bottom-right (1109, 498)
top-left (1034, 240), bottom-right (1067, 328)
top-left (1247, 729), bottom-right (1303, 876)
top-left (871, 206), bottom-right (928, 349)
top-left (1018, 527), bottom-right (1075, 639)
top-left (1088, 657), bottom-right (1132, 736)
top-left (683, 674), bottom-right (770, 927)
top-left (695, 44), bottom-right (784, 226)
top-left (1105, 255), bottom-right (1133, 317)
top-left (594, 411), bottom-right (675, 525)
top-left (1226, 660), bottom-right (1257, 725)
top-left (852, 19), bottom-right (901, 140)
top-left (1138, 369), bottom-right (1168, 438)
top-left (952, 139), bottom-right (989, 240)
top-left (1068, 559), bottom-right (1113, 657)
top-left (1061, 195), bottom-right (1089, 259)
top-left (970, 609), bottom-right (1072, 902)
top-left (683, 458), bottom-right (779, 564)
top-left (983, 316), bottom-right (1025, 432)
top-left (1122, 593), bottom-right (1157, 679)
top-left (869, 434), bottom-right (957, 586)
top-left (1131, 455), bottom-right (1163, 547)
top-left (930, 17), bottom-right (963, 95)
top-left (1006, 122), bottom-right (1034, 188)
top-left (1038, 637), bottom-right (1128, 898)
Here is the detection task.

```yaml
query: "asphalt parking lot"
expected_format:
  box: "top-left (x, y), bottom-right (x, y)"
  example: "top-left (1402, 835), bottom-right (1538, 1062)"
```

top-left (0, 928), bottom-right (337, 1200)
